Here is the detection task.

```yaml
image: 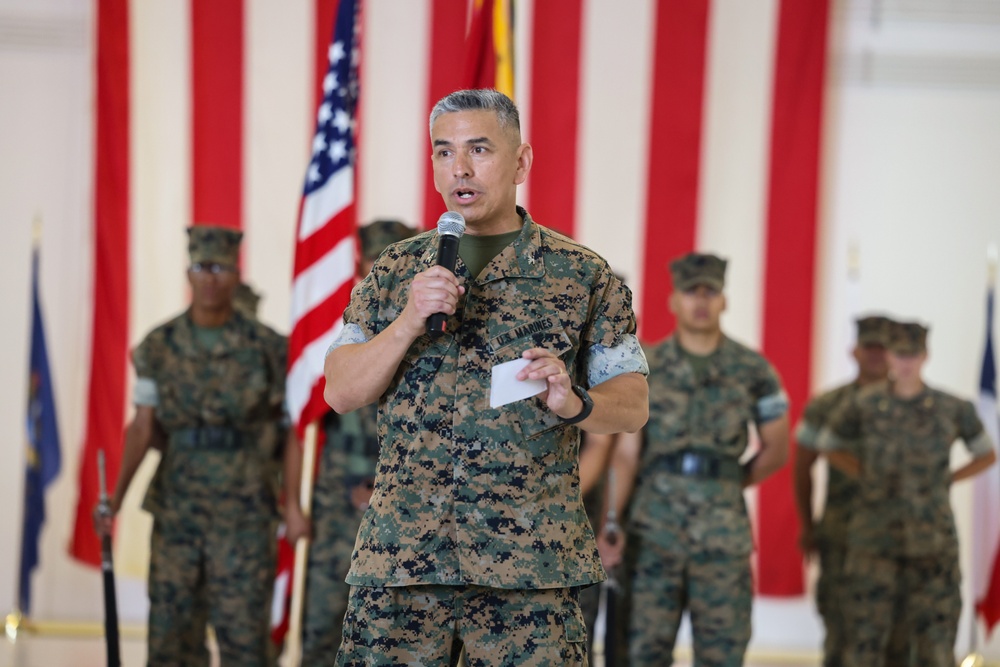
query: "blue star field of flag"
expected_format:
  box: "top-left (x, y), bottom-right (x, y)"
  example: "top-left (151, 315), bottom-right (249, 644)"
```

top-left (304, 0), bottom-right (360, 197)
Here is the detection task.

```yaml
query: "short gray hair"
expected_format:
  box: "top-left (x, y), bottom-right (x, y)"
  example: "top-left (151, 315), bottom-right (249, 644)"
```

top-left (429, 88), bottom-right (520, 137)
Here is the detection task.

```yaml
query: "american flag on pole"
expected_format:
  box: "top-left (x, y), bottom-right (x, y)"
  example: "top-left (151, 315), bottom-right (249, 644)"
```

top-left (974, 284), bottom-right (1000, 636)
top-left (287, 0), bottom-right (361, 435)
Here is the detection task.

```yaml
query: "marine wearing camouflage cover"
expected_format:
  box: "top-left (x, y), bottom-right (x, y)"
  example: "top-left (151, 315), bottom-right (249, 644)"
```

top-left (301, 402), bottom-right (379, 665)
top-left (340, 208), bottom-right (642, 590)
top-left (822, 382), bottom-right (993, 666)
top-left (625, 335), bottom-right (788, 666)
top-left (798, 382), bottom-right (909, 666)
top-left (796, 315), bottom-right (903, 667)
top-left (133, 308), bottom-right (287, 665)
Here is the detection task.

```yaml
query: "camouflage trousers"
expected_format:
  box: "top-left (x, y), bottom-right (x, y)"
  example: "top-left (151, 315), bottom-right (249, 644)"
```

top-left (335, 584), bottom-right (589, 666)
top-left (624, 535), bottom-right (751, 667)
top-left (842, 552), bottom-right (960, 667)
top-left (147, 516), bottom-right (275, 666)
top-left (300, 473), bottom-right (365, 666)
top-left (817, 544), bottom-right (912, 667)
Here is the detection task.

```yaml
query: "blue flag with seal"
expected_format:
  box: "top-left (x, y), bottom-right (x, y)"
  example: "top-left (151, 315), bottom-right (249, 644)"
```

top-left (20, 248), bottom-right (62, 614)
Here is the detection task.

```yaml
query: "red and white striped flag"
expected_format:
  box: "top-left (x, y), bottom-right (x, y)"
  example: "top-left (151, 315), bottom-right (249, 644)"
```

top-left (70, 0), bottom-right (341, 568)
top-left (287, 0), bottom-right (362, 436)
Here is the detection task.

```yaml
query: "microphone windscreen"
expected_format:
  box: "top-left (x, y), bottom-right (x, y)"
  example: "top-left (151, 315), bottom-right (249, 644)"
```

top-left (437, 211), bottom-right (466, 238)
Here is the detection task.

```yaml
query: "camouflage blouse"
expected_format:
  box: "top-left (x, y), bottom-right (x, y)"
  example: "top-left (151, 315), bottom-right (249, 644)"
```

top-left (340, 209), bottom-right (644, 589)
top-left (131, 309), bottom-right (287, 522)
top-left (822, 383), bottom-right (991, 558)
top-left (628, 335), bottom-right (787, 556)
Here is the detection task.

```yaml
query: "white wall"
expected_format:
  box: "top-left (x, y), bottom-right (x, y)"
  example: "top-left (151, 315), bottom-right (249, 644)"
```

top-left (1, 0), bottom-right (999, 659)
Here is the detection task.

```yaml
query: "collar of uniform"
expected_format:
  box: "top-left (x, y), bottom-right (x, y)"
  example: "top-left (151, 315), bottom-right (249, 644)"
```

top-left (477, 207), bottom-right (545, 284)
top-left (177, 308), bottom-right (251, 357)
top-left (664, 334), bottom-right (733, 380)
top-left (416, 207), bottom-right (545, 282)
top-left (417, 234), bottom-right (471, 279)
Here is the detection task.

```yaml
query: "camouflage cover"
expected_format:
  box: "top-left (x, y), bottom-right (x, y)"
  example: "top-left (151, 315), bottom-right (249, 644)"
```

top-left (668, 252), bottom-right (727, 291)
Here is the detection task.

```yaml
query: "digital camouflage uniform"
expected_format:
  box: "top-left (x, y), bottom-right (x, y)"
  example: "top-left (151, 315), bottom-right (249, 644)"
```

top-left (133, 227), bottom-right (287, 666)
top-left (796, 316), bottom-right (911, 667)
top-left (625, 333), bottom-right (788, 666)
top-left (332, 209), bottom-right (647, 666)
top-left (821, 323), bottom-right (994, 667)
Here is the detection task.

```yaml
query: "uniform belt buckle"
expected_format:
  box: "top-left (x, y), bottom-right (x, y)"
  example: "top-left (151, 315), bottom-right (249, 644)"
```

top-left (681, 452), bottom-right (702, 476)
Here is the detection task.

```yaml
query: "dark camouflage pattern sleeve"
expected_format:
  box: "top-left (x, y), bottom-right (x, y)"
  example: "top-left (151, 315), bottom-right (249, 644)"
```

top-left (821, 395), bottom-right (862, 451)
top-left (261, 326), bottom-right (289, 416)
top-left (749, 357), bottom-right (787, 424)
top-left (343, 267), bottom-right (383, 340)
top-left (581, 265), bottom-right (637, 349)
top-left (132, 334), bottom-right (157, 379)
top-left (796, 385), bottom-right (851, 450)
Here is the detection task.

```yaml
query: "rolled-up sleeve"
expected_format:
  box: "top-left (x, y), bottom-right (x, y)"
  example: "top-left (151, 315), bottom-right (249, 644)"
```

top-left (585, 334), bottom-right (649, 388)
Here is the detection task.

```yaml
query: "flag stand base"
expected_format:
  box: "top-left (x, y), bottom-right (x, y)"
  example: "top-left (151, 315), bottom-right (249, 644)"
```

top-left (5, 610), bottom-right (23, 642)
top-left (961, 653), bottom-right (985, 667)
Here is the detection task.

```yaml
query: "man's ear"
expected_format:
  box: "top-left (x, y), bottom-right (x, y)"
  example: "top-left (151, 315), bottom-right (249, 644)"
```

top-left (513, 142), bottom-right (533, 186)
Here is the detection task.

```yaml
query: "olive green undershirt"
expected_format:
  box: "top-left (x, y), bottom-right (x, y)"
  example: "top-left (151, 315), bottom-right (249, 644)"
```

top-left (680, 347), bottom-right (715, 384)
top-left (192, 324), bottom-right (224, 350)
top-left (459, 230), bottom-right (520, 280)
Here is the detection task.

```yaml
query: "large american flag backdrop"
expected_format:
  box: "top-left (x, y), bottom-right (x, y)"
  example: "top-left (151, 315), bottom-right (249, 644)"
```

top-left (75, 0), bottom-right (830, 598)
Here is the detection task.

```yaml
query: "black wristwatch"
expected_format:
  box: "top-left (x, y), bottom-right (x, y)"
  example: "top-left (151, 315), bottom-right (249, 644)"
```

top-left (560, 385), bottom-right (594, 425)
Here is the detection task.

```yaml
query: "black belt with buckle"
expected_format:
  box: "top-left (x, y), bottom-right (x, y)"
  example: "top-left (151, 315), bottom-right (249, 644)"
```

top-left (171, 426), bottom-right (243, 451)
top-left (660, 450), bottom-right (742, 481)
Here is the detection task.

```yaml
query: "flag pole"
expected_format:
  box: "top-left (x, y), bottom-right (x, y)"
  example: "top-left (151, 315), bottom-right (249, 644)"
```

top-left (284, 421), bottom-right (319, 666)
top-left (961, 244), bottom-right (998, 667)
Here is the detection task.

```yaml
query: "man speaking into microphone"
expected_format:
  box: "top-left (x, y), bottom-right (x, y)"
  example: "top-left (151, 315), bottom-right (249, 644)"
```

top-left (323, 89), bottom-right (649, 666)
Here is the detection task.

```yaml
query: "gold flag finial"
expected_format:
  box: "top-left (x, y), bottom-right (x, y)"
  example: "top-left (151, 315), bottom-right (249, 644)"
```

top-left (988, 243), bottom-right (998, 285)
top-left (31, 214), bottom-right (43, 247)
top-left (847, 239), bottom-right (861, 282)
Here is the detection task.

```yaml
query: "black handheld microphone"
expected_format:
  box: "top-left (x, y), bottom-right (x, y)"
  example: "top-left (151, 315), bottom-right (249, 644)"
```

top-left (426, 211), bottom-right (466, 336)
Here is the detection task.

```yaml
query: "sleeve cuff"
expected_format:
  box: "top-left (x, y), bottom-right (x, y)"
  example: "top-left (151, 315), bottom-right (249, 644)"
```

top-left (967, 429), bottom-right (997, 458)
top-left (756, 391), bottom-right (789, 424)
top-left (325, 322), bottom-right (369, 359)
top-left (795, 421), bottom-right (821, 449)
top-left (133, 377), bottom-right (159, 407)
top-left (586, 334), bottom-right (649, 388)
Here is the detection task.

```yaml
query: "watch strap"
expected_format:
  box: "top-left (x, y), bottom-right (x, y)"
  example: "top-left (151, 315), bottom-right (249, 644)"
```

top-left (560, 385), bottom-right (594, 425)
